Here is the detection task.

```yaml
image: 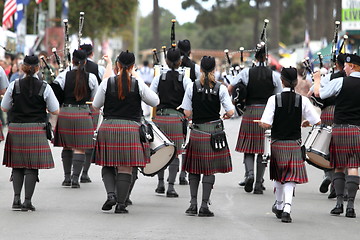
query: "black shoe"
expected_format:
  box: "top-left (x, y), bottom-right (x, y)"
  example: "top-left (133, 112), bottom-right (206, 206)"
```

top-left (71, 179), bottom-right (80, 188)
top-left (102, 195), bottom-right (117, 211)
top-left (319, 177), bottom-right (331, 193)
top-left (253, 184), bottom-right (263, 194)
top-left (179, 178), bottom-right (189, 185)
top-left (261, 183), bottom-right (266, 191)
top-left (345, 208), bottom-right (356, 218)
top-left (21, 201), bottom-right (36, 212)
top-left (125, 198), bottom-right (133, 207)
top-left (62, 179), bottom-right (71, 187)
top-left (281, 212), bottom-right (292, 223)
top-left (244, 176), bottom-right (254, 193)
top-left (166, 189), bottom-right (179, 198)
top-left (272, 204), bottom-right (283, 219)
top-left (330, 204), bottom-right (344, 215)
top-left (80, 174), bottom-right (92, 183)
top-left (185, 205), bottom-right (198, 216)
top-left (12, 199), bottom-right (22, 210)
top-left (155, 186), bottom-right (165, 194)
top-left (198, 207), bottom-right (214, 217)
top-left (328, 188), bottom-right (336, 199)
top-left (238, 179), bottom-right (246, 187)
top-left (114, 204), bottom-right (128, 214)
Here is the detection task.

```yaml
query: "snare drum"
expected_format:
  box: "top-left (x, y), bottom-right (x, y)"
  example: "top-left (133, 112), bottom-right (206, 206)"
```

top-left (263, 130), bottom-right (271, 161)
top-left (140, 122), bottom-right (177, 177)
top-left (303, 125), bottom-right (332, 169)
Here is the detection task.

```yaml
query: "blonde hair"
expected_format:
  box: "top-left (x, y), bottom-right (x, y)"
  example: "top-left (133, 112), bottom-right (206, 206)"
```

top-left (200, 71), bottom-right (216, 88)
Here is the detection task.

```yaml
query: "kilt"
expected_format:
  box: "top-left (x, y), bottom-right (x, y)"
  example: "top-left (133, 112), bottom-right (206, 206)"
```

top-left (235, 105), bottom-right (266, 154)
top-left (53, 105), bottom-right (95, 149)
top-left (320, 105), bottom-right (335, 126)
top-left (183, 121), bottom-right (232, 175)
top-left (329, 125), bottom-right (360, 168)
top-left (90, 107), bottom-right (100, 129)
top-left (3, 123), bottom-right (54, 169)
top-left (270, 140), bottom-right (308, 184)
top-left (0, 120), bottom-right (4, 141)
top-left (153, 110), bottom-right (184, 155)
top-left (94, 119), bottom-right (150, 167)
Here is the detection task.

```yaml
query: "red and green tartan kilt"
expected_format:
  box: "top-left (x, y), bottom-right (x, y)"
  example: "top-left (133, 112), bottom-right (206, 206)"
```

top-left (94, 119), bottom-right (150, 167)
top-left (90, 107), bottom-right (100, 129)
top-left (53, 106), bottom-right (95, 149)
top-left (3, 123), bottom-right (54, 169)
top-left (329, 125), bottom-right (360, 168)
top-left (0, 120), bottom-right (4, 141)
top-left (183, 128), bottom-right (232, 175)
top-left (152, 115), bottom-right (184, 155)
top-left (320, 105), bottom-right (335, 126)
top-left (235, 105), bottom-right (266, 154)
top-left (270, 140), bottom-right (308, 184)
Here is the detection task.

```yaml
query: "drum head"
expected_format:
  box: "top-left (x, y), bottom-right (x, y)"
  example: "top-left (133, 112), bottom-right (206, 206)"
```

top-left (306, 152), bottom-right (332, 170)
top-left (141, 145), bottom-right (176, 177)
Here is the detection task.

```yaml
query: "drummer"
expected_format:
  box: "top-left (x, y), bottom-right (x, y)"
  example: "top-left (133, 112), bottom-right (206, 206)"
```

top-left (259, 67), bottom-right (320, 223)
top-left (314, 53), bottom-right (360, 218)
top-left (92, 51), bottom-right (159, 214)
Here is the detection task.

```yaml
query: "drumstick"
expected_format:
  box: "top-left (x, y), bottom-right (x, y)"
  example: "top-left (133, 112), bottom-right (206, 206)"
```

top-left (253, 120), bottom-right (261, 123)
top-left (86, 101), bottom-right (93, 105)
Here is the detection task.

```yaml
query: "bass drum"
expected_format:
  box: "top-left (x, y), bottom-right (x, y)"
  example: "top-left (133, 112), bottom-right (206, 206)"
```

top-left (140, 122), bottom-right (177, 177)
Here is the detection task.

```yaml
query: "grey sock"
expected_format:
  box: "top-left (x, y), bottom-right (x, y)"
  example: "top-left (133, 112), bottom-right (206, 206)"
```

top-left (72, 154), bottom-right (85, 181)
top-left (12, 168), bottom-right (25, 197)
top-left (62, 149), bottom-right (73, 180)
top-left (346, 175), bottom-right (360, 209)
top-left (255, 154), bottom-right (266, 187)
top-left (128, 167), bottom-right (138, 199)
top-left (157, 170), bottom-right (165, 188)
top-left (201, 175), bottom-right (215, 208)
top-left (333, 172), bottom-right (346, 205)
top-left (244, 153), bottom-right (255, 177)
top-left (102, 166), bottom-right (116, 194)
top-left (189, 173), bottom-right (200, 205)
top-left (168, 157), bottom-right (179, 186)
top-left (116, 173), bottom-right (132, 205)
top-left (82, 149), bottom-right (92, 175)
top-left (24, 169), bottom-right (38, 202)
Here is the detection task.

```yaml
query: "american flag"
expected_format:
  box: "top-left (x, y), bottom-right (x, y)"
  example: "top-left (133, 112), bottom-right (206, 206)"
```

top-left (2, 0), bottom-right (17, 30)
top-left (36, 0), bottom-right (43, 4)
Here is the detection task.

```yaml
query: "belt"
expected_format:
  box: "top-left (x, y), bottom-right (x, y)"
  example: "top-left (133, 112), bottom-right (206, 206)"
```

top-left (156, 108), bottom-right (183, 116)
top-left (62, 103), bottom-right (88, 108)
top-left (192, 119), bottom-right (223, 133)
top-left (333, 124), bottom-right (360, 128)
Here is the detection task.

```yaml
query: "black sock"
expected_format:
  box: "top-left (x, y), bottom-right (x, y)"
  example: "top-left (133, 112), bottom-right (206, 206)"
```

top-left (189, 173), bottom-right (200, 205)
top-left (102, 166), bottom-right (116, 195)
top-left (62, 149), bottom-right (73, 180)
top-left (244, 153), bottom-right (255, 177)
top-left (201, 175), bottom-right (215, 208)
top-left (82, 149), bottom-right (92, 176)
top-left (72, 154), bottom-right (85, 182)
top-left (168, 157), bottom-right (179, 189)
top-left (157, 170), bottom-right (165, 188)
top-left (12, 168), bottom-right (25, 199)
top-left (116, 173), bottom-right (132, 205)
top-left (24, 169), bottom-right (38, 202)
top-left (346, 175), bottom-right (360, 209)
top-left (333, 172), bottom-right (346, 205)
top-left (255, 154), bottom-right (266, 187)
top-left (127, 167), bottom-right (138, 199)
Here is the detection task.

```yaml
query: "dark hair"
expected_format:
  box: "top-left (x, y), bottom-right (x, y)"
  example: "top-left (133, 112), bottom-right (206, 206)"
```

top-left (116, 62), bottom-right (134, 100)
top-left (166, 58), bottom-right (181, 70)
top-left (73, 60), bottom-right (88, 102)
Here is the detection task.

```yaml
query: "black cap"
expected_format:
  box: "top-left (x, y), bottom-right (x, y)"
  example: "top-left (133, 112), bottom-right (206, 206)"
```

top-left (23, 55), bottom-right (39, 66)
top-left (166, 48), bottom-right (181, 62)
top-left (337, 53), bottom-right (346, 66)
top-left (72, 49), bottom-right (87, 62)
top-left (281, 67), bottom-right (297, 83)
top-left (178, 39), bottom-right (191, 56)
top-left (345, 54), bottom-right (360, 66)
top-left (116, 50), bottom-right (135, 67)
top-left (200, 56), bottom-right (216, 72)
top-left (79, 44), bottom-right (93, 56)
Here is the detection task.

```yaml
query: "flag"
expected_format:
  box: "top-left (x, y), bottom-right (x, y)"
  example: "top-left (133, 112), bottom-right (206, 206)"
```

top-left (35, 0), bottom-right (43, 4)
top-left (62, 0), bottom-right (69, 20)
top-left (15, 0), bottom-right (30, 31)
top-left (2, 0), bottom-right (17, 30)
top-left (304, 28), bottom-right (312, 60)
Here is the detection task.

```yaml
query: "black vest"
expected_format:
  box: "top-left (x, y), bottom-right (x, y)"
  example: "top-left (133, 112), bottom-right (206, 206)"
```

top-left (246, 66), bottom-right (274, 105)
top-left (103, 76), bottom-right (142, 122)
top-left (181, 56), bottom-right (196, 82)
top-left (323, 71), bottom-right (346, 107)
top-left (63, 70), bottom-right (91, 104)
top-left (334, 76), bottom-right (360, 125)
top-left (157, 70), bottom-right (185, 110)
top-left (192, 80), bottom-right (221, 124)
top-left (85, 60), bottom-right (101, 84)
top-left (272, 92), bottom-right (302, 140)
top-left (9, 77), bottom-right (47, 123)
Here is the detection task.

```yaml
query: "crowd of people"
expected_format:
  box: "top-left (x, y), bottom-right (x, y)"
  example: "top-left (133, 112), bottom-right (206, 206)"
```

top-left (0, 37), bottom-right (359, 224)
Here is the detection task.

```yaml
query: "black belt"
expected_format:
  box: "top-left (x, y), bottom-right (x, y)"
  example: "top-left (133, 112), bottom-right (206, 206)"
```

top-left (62, 104), bottom-right (88, 108)
top-left (333, 124), bottom-right (360, 128)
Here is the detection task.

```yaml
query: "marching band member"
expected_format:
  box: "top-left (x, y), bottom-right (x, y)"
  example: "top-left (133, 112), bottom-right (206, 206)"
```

top-left (78, 43), bottom-right (106, 183)
top-left (53, 49), bottom-right (98, 188)
top-left (181, 56), bottom-right (234, 217)
top-left (228, 45), bottom-right (282, 194)
top-left (260, 67), bottom-right (320, 223)
top-left (1, 55), bottom-right (59, 211)
top-left (0, 65), bottom-right (9, 140)
top-left (314, 53), bottom-right (360, 218)
top-left (150, 47), bottom-right (192, 198)
top-left (178, 39), bottom-right (201, 82)
top-left (92, 51), bottom-right (159, 214)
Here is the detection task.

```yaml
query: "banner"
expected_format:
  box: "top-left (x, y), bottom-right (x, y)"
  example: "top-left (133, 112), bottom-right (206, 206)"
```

top-left (342, 0), bottom-right (360, 30)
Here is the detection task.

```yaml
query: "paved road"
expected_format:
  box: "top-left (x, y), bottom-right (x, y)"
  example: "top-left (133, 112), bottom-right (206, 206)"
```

top-left (0, 117), bottom-right (358, 240)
